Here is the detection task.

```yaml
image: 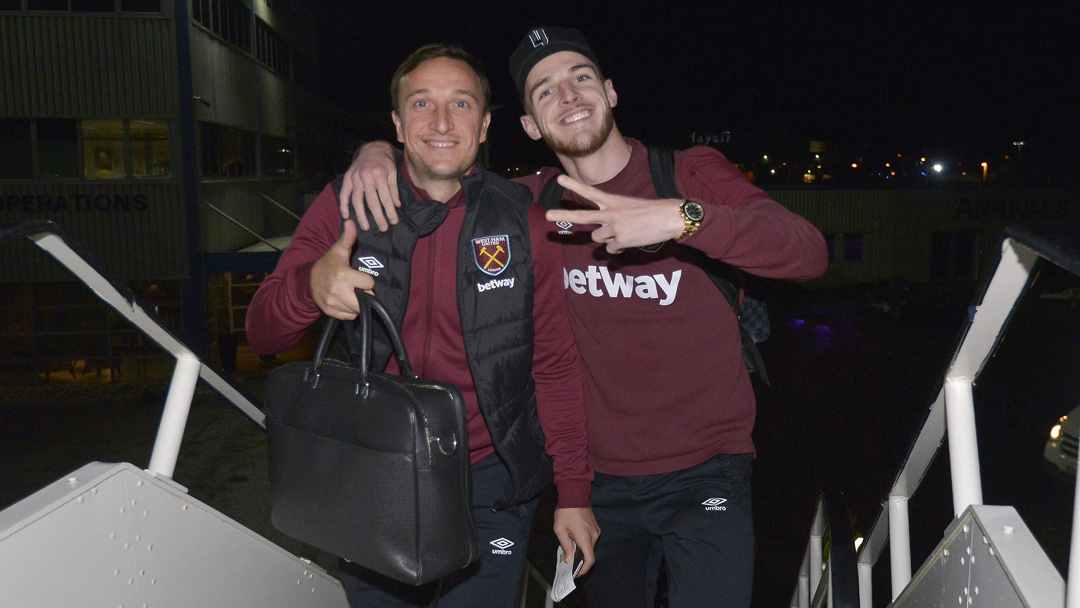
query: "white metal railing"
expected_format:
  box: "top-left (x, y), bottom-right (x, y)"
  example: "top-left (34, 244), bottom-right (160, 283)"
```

top-left (10, 222), bottom-right (265, 479)
top-left (10, 220), bottom-right (574, 608)
top-left (792, 497), bottom-right (826, 608)
top-left (791, 491), bottom-right (859, 608)
top-left (11, 222), bottom-right (1075, 606)
top-left (0, 222), bottom-right (352, 608)
top-left (792, 228), bottom-right (1074, 606)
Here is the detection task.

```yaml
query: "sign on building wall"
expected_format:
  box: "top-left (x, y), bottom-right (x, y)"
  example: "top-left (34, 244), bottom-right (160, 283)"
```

top-left (770, 187), bottom-right (1080, 286)
top-left (1, 184), bottom-right (188, 282)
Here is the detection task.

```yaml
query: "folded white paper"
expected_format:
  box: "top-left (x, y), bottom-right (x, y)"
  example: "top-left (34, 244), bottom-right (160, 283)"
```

top-left (551, 542), bottom-right (584, 602)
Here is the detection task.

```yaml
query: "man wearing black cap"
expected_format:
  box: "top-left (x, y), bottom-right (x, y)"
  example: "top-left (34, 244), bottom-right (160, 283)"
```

top-left (341, 27), bottom-right (827, 608)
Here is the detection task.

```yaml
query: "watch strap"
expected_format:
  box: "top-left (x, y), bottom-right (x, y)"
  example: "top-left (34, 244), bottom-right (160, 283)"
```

top-left (677, 200), bottom-right (702, 241)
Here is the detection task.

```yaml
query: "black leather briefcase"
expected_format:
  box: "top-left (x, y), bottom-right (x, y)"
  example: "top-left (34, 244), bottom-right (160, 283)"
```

top-left (263, 291), bottom-right (477, 585)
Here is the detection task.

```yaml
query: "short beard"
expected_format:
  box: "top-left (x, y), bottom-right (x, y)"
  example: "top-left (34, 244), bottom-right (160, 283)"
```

top-left (540, 108), bottom-right (614, 158)
top-left (403, 154), bottom-right (472, 195)
top-left (410, 160), bottom-right (470, 183)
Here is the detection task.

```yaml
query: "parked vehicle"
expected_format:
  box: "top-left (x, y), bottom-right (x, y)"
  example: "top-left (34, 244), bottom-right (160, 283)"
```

top-left (1044, 405), bottom-right (1080, 477)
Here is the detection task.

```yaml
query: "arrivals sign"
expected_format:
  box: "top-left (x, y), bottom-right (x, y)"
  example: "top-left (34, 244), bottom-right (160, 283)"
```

top-left (953, 196), bottom-right (1074, 221)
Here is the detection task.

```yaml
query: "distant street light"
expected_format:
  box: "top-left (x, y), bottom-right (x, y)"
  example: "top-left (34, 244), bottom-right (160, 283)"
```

top-left (981, 162), bottom-right (988, 182)
top-left (1013, 140), bottom-right (1025, 156)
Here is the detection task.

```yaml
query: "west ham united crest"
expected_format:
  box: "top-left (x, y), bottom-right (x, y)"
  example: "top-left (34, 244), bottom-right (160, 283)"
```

top-left (472, 235), bottom-right (511, 276)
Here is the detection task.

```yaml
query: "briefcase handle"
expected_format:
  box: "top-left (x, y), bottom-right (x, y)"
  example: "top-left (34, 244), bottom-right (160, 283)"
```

top-left (308, 290), bottom-right (416, 387)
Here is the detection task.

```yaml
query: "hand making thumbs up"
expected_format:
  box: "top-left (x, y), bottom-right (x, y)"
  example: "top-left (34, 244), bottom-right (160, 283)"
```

top-left (310, 220), bottom-right (376, 319)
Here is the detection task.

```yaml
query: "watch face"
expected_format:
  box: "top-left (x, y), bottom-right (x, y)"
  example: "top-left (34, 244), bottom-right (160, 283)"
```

top-left (683, 201), bottom-right (704, 222)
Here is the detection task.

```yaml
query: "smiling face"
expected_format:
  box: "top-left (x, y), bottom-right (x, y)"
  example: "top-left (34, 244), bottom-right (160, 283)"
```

top-left (520, 51), bottom-right (616, 158)
top-left (392, 56), bottom-right (490, 200)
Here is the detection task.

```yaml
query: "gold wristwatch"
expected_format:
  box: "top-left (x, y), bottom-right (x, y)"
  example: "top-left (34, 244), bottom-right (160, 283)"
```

top-left (677, 200), bottom-right (704, 241)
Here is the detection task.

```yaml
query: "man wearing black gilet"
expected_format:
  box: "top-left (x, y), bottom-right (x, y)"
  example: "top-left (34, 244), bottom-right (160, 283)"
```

top-left (339, 29), bottom-right (827, 608)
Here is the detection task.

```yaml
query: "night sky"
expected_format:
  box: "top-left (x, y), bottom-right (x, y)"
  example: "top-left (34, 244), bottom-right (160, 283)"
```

top-left (311, 2), bottom-right (1079, 172)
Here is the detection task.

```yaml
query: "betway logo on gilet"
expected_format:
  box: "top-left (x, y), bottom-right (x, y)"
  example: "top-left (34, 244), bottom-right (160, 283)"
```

top-left (563, 266), bottom-right (682, 306)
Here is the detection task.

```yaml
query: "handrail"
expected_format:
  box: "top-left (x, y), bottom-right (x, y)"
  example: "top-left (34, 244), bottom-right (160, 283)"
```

top-left (794, 225), bottom-right (1077, 606)
top-left (1, 221), bottom-right (266, 480)
top-left (859, 231), bottom-right (1054, 600)
top-left (203, 201), bottom-right (285, 252)
top-left (262, 193), bottom-right (302, 221)
top-left (201, 194), bottom-right (302, 253)
top-left (859, 230), bottom-right (1044, 602)
top-left (825, 488), bottom-right (859, 608)
top-left (790, 489), bottom-right (860, 608)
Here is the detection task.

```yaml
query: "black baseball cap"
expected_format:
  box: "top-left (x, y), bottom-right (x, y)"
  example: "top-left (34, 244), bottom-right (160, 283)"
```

top-left (509, 26), bottom-right (602, 102)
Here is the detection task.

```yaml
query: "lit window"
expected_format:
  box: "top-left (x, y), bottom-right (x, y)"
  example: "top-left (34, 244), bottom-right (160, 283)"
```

top-left (130, 119), bottom-right (170, 177)
top-left (82, 119), bottom-right (126, 179)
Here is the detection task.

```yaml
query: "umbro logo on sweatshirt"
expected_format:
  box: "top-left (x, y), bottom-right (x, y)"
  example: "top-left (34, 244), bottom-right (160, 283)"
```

top-left (564, 266), bottom-right (682, 306)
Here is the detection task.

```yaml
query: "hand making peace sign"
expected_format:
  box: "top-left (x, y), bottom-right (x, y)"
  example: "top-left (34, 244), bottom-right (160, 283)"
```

top-left (544, 175), bottom-right (688, 254)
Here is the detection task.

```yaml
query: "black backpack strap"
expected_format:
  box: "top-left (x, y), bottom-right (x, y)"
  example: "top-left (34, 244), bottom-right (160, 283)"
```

top-left (645, 145), bottom-right (770, 386)
top-left (647, 145), bottom-right (679, 199)
top-left (695, 256), bottom-right (771, 386)
top-left (538, 173), bottom-right (564, 210)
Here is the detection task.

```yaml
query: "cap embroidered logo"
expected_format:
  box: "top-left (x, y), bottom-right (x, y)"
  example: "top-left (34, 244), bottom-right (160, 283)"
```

top-left (529, 28), bottom-right (549, 48)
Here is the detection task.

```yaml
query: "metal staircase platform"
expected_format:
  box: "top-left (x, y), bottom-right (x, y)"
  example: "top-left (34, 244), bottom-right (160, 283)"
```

top-left (891, 505), bottom-right (1063, 607)
top-left (0, 461), bottom-right (347, 608)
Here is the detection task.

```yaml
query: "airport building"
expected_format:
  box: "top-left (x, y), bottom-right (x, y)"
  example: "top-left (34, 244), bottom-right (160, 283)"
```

top-left (0, 0), bottom-right (362, 380)
top-left (1, 2), bottom-right (1077, 382)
